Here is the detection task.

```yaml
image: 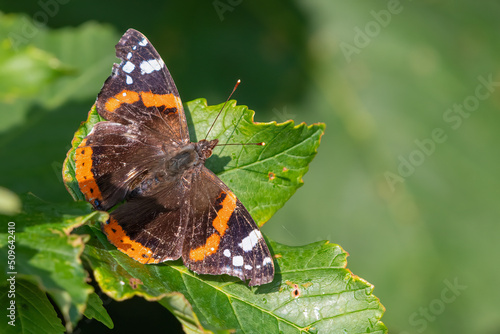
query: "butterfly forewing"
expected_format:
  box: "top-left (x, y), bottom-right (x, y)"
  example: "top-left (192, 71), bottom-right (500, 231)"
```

top-left (96, 28), bottom-right (190, 143)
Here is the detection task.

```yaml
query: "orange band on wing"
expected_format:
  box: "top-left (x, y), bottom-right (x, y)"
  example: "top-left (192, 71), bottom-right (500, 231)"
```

top-left (104, 90), bottom-right (180, 113)
top-left (104, 90), bottom-right (140, 112)
top-left (189, 191), bottom-right (237, 262)
top-left (212, 191), bottom-right (236, 237)
top-left (75, 138), bottom-right (103, 206)
top-left (103, 217), bottom-right (160, 264)
top-left (141, 91), bottom-right (181, 109)
top-left (189, 233), bottom-right (221, 262)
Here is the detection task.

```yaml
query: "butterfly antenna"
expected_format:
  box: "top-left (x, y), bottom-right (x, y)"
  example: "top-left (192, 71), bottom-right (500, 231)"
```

top-left (205, 79), bottom-right (241, 140)
top-left (217, 142), bottom-right (265, 146)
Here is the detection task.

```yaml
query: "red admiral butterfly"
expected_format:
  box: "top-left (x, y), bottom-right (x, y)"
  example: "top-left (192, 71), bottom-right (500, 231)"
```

top-left (74, 29), bottom-right (274, 286)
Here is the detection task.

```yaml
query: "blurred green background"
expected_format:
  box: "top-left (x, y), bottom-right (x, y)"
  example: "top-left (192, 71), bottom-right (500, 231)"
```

top-left (1, 1), bottom-right (499, 333)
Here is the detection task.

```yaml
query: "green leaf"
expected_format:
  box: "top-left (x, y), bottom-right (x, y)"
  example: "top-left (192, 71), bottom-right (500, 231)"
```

top-left (0, 13), bottom-right (119, 205)
top-left (82, 223), bottom-right (386, 333)
top-left (158, 293), bottom-right (229, 334)
top-left (0, 41), bottom-right (68, 102)
top-left (0, 12), bottom-right (118, 133)
top-left (0, 13), bottom-right (70, 104)
top-left (30, 22), bottom-right (118, 109)
top-left (0, 194), bottom-right (108, 331)
top-left (0, 279), bottom-right (66, 334)
top-left (82, 292), bottom-right (114, 329)
top-left (63, 99), bottom-right (325, 226)
top-left (188, 99), bottom-right (325, 225)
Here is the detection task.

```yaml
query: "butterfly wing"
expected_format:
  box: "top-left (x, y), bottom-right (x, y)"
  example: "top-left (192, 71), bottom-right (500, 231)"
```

top-left (102, 177), bottom-right (188, 264)
top-left (75, 121), bottom-right (169, 210)
top-left (96, 28), bottom-right (189, 142)
top-left (182, 167), bottom-right (275, 286)
top-left (75, 29), bottom-right (189, 209)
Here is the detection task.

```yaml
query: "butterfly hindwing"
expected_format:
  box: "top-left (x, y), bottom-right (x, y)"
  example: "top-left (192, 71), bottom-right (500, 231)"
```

top-left (103, 179), bottom-right (188, 264)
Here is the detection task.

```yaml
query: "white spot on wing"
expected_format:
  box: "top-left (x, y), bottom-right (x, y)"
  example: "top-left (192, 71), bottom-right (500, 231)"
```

top-left (244, 264), bottom-right (253, 270)
top-left (126, 75), bottom-right (133, 85)
top-left (232, 256), bottom-right (243, 267)
top-left (238, 229), bottom-right (262, 252)
top-left (223, 249), bottom-right (231, 257)
top-left (127, 52), bottom-right (132, 59)
top-left (140, 58), bottom-right (164, 75)
top-left (263, 257), bottom-right (272, 265)
top-left (122, 92), bottom-right (127, 96)
top-left (139, 38), bottom-right (147, 46)
top-left (123, 61), bottom-right (135, 74)
top-left (132, 45), bottom-right (137, 50)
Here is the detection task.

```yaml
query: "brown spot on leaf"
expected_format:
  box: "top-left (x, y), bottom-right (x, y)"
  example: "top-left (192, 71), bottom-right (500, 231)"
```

top-left (129, 278), bottom-right (143, 289)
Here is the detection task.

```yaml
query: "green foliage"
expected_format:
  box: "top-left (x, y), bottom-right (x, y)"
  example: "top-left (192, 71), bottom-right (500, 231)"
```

top-left (0, 13), bottom-right (119, 204)
top-left (0, 279), bottom-right (66, 334)
top-left (83, 292), bottom-right (114, 329)
top-left (187, 99), bottom-right (326, 225)
top-left (0, 12), bottom-right (117, 131)
top-left (0, 194), bottom-right (108, 332)
top-left (83, 222), bottom-right (386, 333)
top-left (158, 293), bottom-right (223, 334)
top-left (0, 192), bottom-right (386, 333)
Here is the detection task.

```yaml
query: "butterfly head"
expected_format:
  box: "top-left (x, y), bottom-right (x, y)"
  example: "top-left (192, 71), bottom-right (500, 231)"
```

top-left (196, 139), bottom-right (219, 161)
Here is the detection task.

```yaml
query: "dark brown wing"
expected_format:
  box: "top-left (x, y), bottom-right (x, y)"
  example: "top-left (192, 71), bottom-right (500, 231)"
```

top-left (101, 177), bottom-right (188, 264)
top-left (75, 121), bottom-right (170, 210)
top-left (182, 167), bottom-right (275, 286)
